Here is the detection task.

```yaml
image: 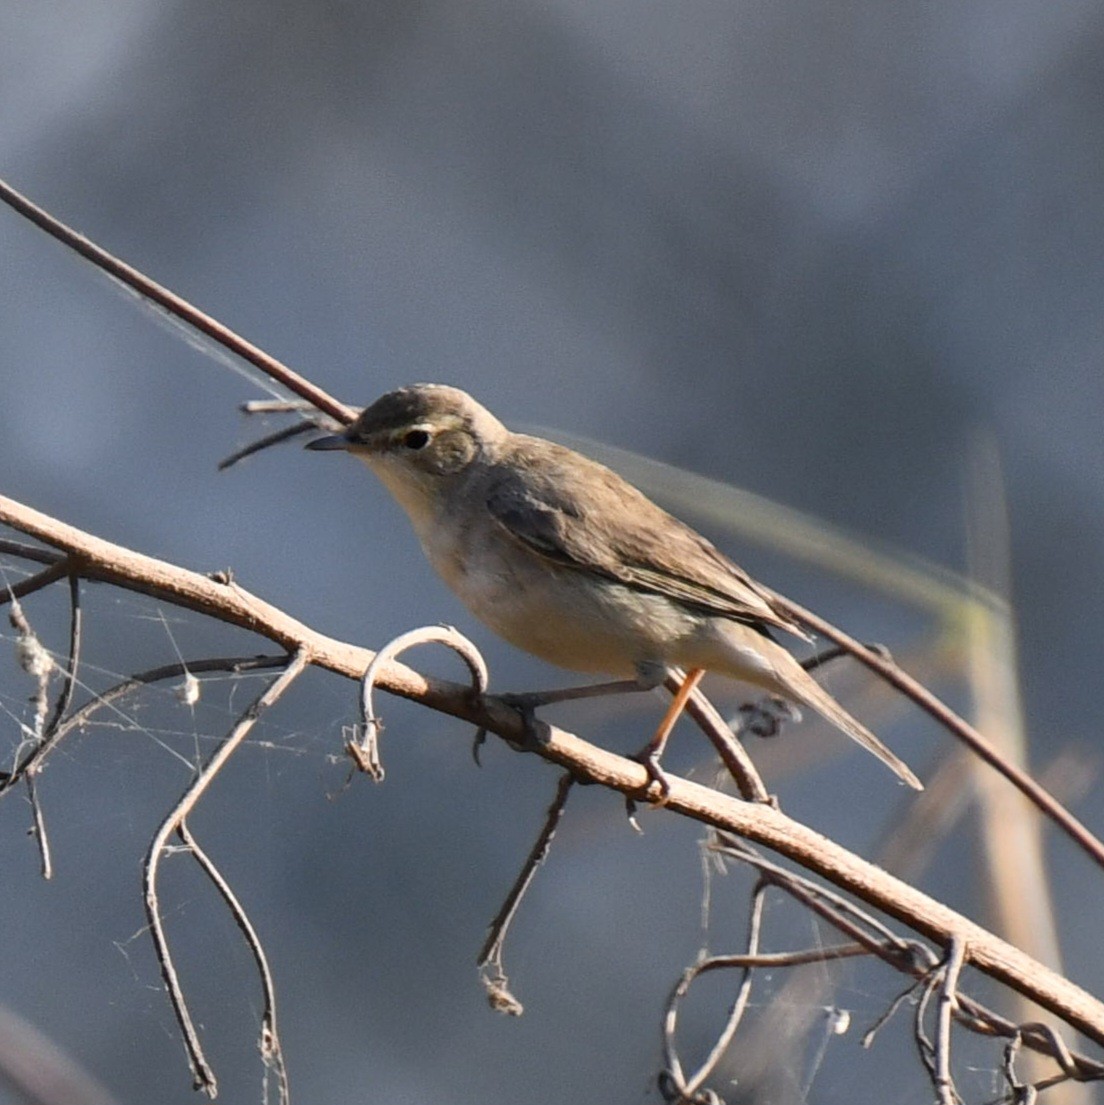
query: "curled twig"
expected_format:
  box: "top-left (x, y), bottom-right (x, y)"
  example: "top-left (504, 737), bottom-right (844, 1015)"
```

top-left (352, 624), bottom-right (489, 780)
top-left (661, 884), bottom-right (767, 1103)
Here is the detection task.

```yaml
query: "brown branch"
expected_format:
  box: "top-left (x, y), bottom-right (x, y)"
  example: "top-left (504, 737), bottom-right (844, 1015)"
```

top-left (3, 493), bottom-right (1104, 1053)
top-left (0, 177), bottom-right (355, 427)
top-left (774, 594), bottom-right (1104, 873)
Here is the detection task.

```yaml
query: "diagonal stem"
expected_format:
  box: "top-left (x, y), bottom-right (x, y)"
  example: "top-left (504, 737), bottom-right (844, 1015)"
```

top-left (776, 595), bottom-right (1104, 873)
top-left (143, 650), bottom-right (307, 1097)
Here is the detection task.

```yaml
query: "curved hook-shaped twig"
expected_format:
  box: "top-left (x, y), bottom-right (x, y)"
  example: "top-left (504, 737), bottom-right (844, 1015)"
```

top-left (352, 625), bottom-right (489, 780)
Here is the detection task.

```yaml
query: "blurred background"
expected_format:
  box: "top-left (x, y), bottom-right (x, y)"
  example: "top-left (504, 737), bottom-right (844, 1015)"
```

top-left (1, 2), bottom-right (1103, 1102)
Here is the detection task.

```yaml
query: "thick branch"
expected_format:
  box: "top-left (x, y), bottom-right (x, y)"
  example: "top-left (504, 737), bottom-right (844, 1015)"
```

top-left (3, 491), bottom-right (1103, 1049)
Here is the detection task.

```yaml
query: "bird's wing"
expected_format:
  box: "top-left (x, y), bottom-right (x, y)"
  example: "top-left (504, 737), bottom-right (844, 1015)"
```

top-left (483, 438), bottom-right (808, 639)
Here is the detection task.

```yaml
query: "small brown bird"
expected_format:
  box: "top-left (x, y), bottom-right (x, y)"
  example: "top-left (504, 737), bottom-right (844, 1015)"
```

top-left (308, 384), bottom-right (921, 790)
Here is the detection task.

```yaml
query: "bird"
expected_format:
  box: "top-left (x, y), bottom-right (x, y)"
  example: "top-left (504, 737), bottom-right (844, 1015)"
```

top-left (306, 384), bottom-right (921, 790)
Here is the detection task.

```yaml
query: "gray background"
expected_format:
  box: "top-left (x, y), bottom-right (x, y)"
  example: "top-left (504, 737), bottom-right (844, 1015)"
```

top-left (1, 3), bottom-right (1103, 1103)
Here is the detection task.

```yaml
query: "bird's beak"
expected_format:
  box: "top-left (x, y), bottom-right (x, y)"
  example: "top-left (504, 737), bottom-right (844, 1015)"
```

top-left (305, 432), bottom-right (352, 452)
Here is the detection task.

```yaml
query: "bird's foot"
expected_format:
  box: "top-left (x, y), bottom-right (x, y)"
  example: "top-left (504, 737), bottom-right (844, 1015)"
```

top-left (628, 745), bottom-right (673, 808)
top-left (497, 691), bottom-right (554, 753)
top-left (736, 695), bottom-right (802, 739)
top-left (624, 756), bottom-right (673, 830)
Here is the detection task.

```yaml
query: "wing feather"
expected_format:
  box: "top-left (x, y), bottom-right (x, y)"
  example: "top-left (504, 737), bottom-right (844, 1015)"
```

top-left (483, 437), bottom-right (808, 639)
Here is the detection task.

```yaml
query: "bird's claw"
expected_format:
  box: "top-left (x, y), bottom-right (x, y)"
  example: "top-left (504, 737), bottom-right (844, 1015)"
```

top-left (471, 726), bottom-right (488, 765)
top-left (630, 747), bottom-right (673, 807)
top-left (623, 753), bottom-right (672, 830)
top-left (498, 692), bottom-right (552, 752)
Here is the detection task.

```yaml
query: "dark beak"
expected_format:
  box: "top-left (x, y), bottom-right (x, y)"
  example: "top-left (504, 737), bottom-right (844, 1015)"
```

top-left (305, 432), bottom-right (352, 452)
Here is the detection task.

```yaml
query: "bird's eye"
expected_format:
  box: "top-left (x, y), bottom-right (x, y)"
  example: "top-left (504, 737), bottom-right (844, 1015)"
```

top-left (402, 429), bottom-right (431, 450)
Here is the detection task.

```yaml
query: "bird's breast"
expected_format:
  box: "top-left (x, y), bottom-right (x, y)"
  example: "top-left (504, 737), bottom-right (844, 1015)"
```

top-left (418, 519), bottom-right (701, 676)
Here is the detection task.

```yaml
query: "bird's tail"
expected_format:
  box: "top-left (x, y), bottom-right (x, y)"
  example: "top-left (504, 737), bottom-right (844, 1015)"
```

top-left (778, 659), bottom-right (923, 791)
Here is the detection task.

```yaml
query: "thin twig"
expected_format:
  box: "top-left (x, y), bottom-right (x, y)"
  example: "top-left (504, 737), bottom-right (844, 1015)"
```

top-left (218, 420), bottom-right (318, 471)
top-left (0, 177), bottom-right (355, 426)
top-left (478, 772), bottom-right (575, 1016)
top-left (45, 572), bottom-right (82, 735)
top-left (775, 595), bottom-right (1104, 873)
top-left (25, 771), bottom-right (52, 879)
top-left (144, 650), bottom-right (307, 1097)
top-left (799, 641), bottom-right (892, 674)
top-left (664, 670), bottom-right (769, 803)
top-left (23, 571), bottom-right (84, 876)
top-left (0, 654), bottom-right (288, 797)
top-left (7, 592), bottom-right (56, 875)
top-left (1002, 1034), bottom-right (1040, 1105)
top-left (714, 835), bottom-right (926, 965)
top-left (679, 944), bottom-right (872, 973)
top-left (0, 538), bottom-right (65, 567)
top-left (916, 964), bottom-right (941, 1085)
top-left (863, 979), bottom-right (924, 1050)
top-left (177, 821), bottom-right (290, 1105)
top-left (662, 884), bottom-right (766, 1103)
top-left (0, 559), bottom-right (70, 604)
top-left (936, 937), bottom-right (967, 1104)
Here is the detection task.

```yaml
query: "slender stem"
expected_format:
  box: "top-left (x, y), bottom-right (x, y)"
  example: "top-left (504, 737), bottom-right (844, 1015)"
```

top-left (143, 651), bottom-right (307, 1096)
top-left (178, 821), bottom-right (290, 1105)
top-left (478, 772), bottom-right (575, 1018)
top-left (934, 937), bottom-right (967, 1105)
top-left (776, 595), bottom-right (1104, 873)
top-left (0, 177), bottom-right (355, 426)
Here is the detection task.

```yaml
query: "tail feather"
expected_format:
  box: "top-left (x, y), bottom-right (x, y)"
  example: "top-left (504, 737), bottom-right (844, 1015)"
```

top-left (786, 667), bottom-right (923, 790)
top-left (702, 620), bottom-right (922, 790)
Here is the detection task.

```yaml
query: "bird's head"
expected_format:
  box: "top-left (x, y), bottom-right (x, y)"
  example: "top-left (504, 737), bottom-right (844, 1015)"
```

top-left (307, 383), bottom-right (507, 519)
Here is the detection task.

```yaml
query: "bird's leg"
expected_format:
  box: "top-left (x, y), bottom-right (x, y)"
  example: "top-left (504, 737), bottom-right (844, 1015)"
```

top-left (496, 666), bottom-right (665, 754)
top-left (629, 667), bottom-right (705, 802)
top-left (499, 679), bottom-right (649, 712)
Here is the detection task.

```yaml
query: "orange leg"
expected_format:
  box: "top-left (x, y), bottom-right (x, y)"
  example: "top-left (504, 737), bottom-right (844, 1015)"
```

top-left (634, 667), bottom-right (706, 799)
